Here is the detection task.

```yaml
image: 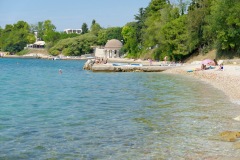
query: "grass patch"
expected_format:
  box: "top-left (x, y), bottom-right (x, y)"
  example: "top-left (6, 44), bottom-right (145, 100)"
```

top-left (17, 49), bottom-right (30, 55)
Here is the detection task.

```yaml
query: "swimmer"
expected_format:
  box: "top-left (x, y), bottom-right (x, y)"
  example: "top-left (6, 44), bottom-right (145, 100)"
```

top-left (59, 69), bottom-right (62, 74)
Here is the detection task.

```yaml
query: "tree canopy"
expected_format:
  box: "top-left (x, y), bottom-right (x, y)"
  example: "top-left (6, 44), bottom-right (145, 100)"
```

top-left (81, 23), bottom-right (89, 34)
top-left (49, 33), bottom-right (97, 56)
top-left (0, 21), bottom-right (35, 53)
top-left (209, 0), bottom-right (240, 57)
top-left (122, 0), bottom-right (240, 60)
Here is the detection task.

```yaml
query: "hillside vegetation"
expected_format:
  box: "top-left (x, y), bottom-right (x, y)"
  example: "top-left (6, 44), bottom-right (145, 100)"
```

top-left (0, 0), bottom-right (239, 62)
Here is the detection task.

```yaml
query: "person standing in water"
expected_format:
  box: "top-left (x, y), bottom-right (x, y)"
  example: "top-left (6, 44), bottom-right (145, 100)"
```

top-left (59, 69), bottom-right (62, 74)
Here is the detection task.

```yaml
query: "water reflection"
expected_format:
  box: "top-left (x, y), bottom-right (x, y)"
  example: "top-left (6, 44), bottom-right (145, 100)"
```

top-left (133, 73), bottom-right (240, 159)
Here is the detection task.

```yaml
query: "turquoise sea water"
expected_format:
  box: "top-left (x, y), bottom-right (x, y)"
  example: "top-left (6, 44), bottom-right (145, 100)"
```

top-left (1, 58), bottom-right (240, 159)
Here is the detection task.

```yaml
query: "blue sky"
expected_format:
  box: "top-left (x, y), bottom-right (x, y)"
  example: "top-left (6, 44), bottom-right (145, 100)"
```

top-left (0, 0), bottom-right (151, 31)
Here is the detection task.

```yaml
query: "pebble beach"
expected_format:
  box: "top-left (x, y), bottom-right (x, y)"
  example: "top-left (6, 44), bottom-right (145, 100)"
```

top-left (163, 64), bottom-right (240, 106)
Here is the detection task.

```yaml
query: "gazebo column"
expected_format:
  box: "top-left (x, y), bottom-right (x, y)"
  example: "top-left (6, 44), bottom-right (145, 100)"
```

top-left (116, 50), bottom-right (119, 58)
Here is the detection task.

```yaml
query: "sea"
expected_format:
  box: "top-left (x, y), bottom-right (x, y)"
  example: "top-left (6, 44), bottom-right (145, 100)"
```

top-left (1, 58), bottom-right (240, 160)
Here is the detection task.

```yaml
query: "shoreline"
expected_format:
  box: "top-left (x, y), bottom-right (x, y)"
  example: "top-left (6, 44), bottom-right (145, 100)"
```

top-left (162, 64), bottom-right (240, 106)
top-left (2, 55), bottom-right (240, 103)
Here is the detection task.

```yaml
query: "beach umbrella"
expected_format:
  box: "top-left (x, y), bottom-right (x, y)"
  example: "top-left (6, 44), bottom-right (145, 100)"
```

top-left (201, 59), bottom-right (214, 65)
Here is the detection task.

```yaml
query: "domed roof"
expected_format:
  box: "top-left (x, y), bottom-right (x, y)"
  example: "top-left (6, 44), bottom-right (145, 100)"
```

top-left (105, 39), bottom-right (123, 50)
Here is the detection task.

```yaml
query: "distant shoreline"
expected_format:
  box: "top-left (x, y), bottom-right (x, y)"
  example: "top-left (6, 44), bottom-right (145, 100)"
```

top-left (1, 54), bottom-right (88, 60)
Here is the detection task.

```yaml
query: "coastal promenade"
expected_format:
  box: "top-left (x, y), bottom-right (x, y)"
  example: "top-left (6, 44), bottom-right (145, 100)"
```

top-left (1, 53), bottom-right (87, 60)
top-left (83, 58), bottom-right (182, 72)
top-left (90, 63), bottom-right (176, 72)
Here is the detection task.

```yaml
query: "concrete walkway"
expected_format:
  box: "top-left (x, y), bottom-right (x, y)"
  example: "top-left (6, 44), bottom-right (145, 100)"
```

top-left (90, 63), bottom-right (179, 72)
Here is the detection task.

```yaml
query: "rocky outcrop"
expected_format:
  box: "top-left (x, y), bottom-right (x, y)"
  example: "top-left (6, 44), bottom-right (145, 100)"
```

top-left (83, 59), bottom-right (95, 70)
top-left (212, 131), bottom-right (240, 150)
top-left (219, 131), bottom-right (240, 142)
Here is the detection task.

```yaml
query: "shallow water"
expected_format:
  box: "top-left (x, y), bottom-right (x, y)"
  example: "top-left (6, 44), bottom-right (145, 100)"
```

top-left (0, 58), bottom-right (240, 159)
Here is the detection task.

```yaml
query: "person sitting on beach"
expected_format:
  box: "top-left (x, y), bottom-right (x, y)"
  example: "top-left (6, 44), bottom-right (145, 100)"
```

top-left (213, 59), bottom-right (218, 66)
top-left (103, 58), bottom-right (108, 64)
top-left (95, 57), bottom-right (100, 64)
top-left (100, 58), bottom-right (104, 64)
top-left (164, 56), bottom-right (168, 64)
top-left (193, 64), bottom-right (207, 71)
top-left (149, 59), bottom-right (152, 66)
top-left (201, 64), bottom-right (207, 70)
top-left (218, 64), bottom-right (224, 71)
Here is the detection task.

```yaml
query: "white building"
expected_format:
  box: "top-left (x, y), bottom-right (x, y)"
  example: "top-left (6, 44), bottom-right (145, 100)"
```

top-left (64, 29), bottom-right (82, 34)
top-left (26, 31), bottom-right (45, 48)
top-left (95, 39), bottom-right (123, 58)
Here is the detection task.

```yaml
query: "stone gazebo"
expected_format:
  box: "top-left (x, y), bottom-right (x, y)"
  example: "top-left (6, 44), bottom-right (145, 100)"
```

top-left (95, 39), bottom-right (123, 58)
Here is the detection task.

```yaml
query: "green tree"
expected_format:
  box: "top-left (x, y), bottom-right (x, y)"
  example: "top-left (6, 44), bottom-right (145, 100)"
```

top-left (209, 0), bottom-right (240, 56)
top-left (49, 33), bottom-right (97, 56)
top-left (0, 27), bottom-right (3, 50)
top-left (134, 8), bottom-right (147, 45)
top-left (97, 29), bottom-right (107, 45)
top-left (43, 20), bottom-right (56, 32)
top-left (159, 15), bottom-right (188, 60)
top-left (91, 19), bottom-right (96, 26)
top-left (177, 0), bottom-right (188, 15)
top-left (90, 20), bottom-right (102, 36)
top-left (122, 23), bottom-right (139, 57)
top-left (105, 27), bottom-right (123, 40)
top-left (31, 21), bottom-right (44, 40)
top-left (96, 27), bottom-right (123, 46)
top-left (140, 1), bottom-right (183, 60)
top-left (0, 24), bottom-right (13, 51)
top-left (0, 21), bottom-right (35, 53)
top-left (143, 0), bottom-right (168, 48)
top-left (81, 23), bottom-right (89, 34)
top-left (43, 20), bottom-right (59, 43)
top-left (187, 0), bottom-right (212, 53)
top-left (59, 32), bottom-right (79, 39)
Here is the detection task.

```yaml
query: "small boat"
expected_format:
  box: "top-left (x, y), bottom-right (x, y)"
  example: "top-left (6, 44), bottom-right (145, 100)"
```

top-left (131, 64), bottom-right (143, 66)
top-left (53, 56), bottom-right (61, 60)
top-left (112, 63), bottom-right (125, 66)
top-left (86, 56), bottom-right (95, 59)
top-left (112, 63), bottom-right (143, 67)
